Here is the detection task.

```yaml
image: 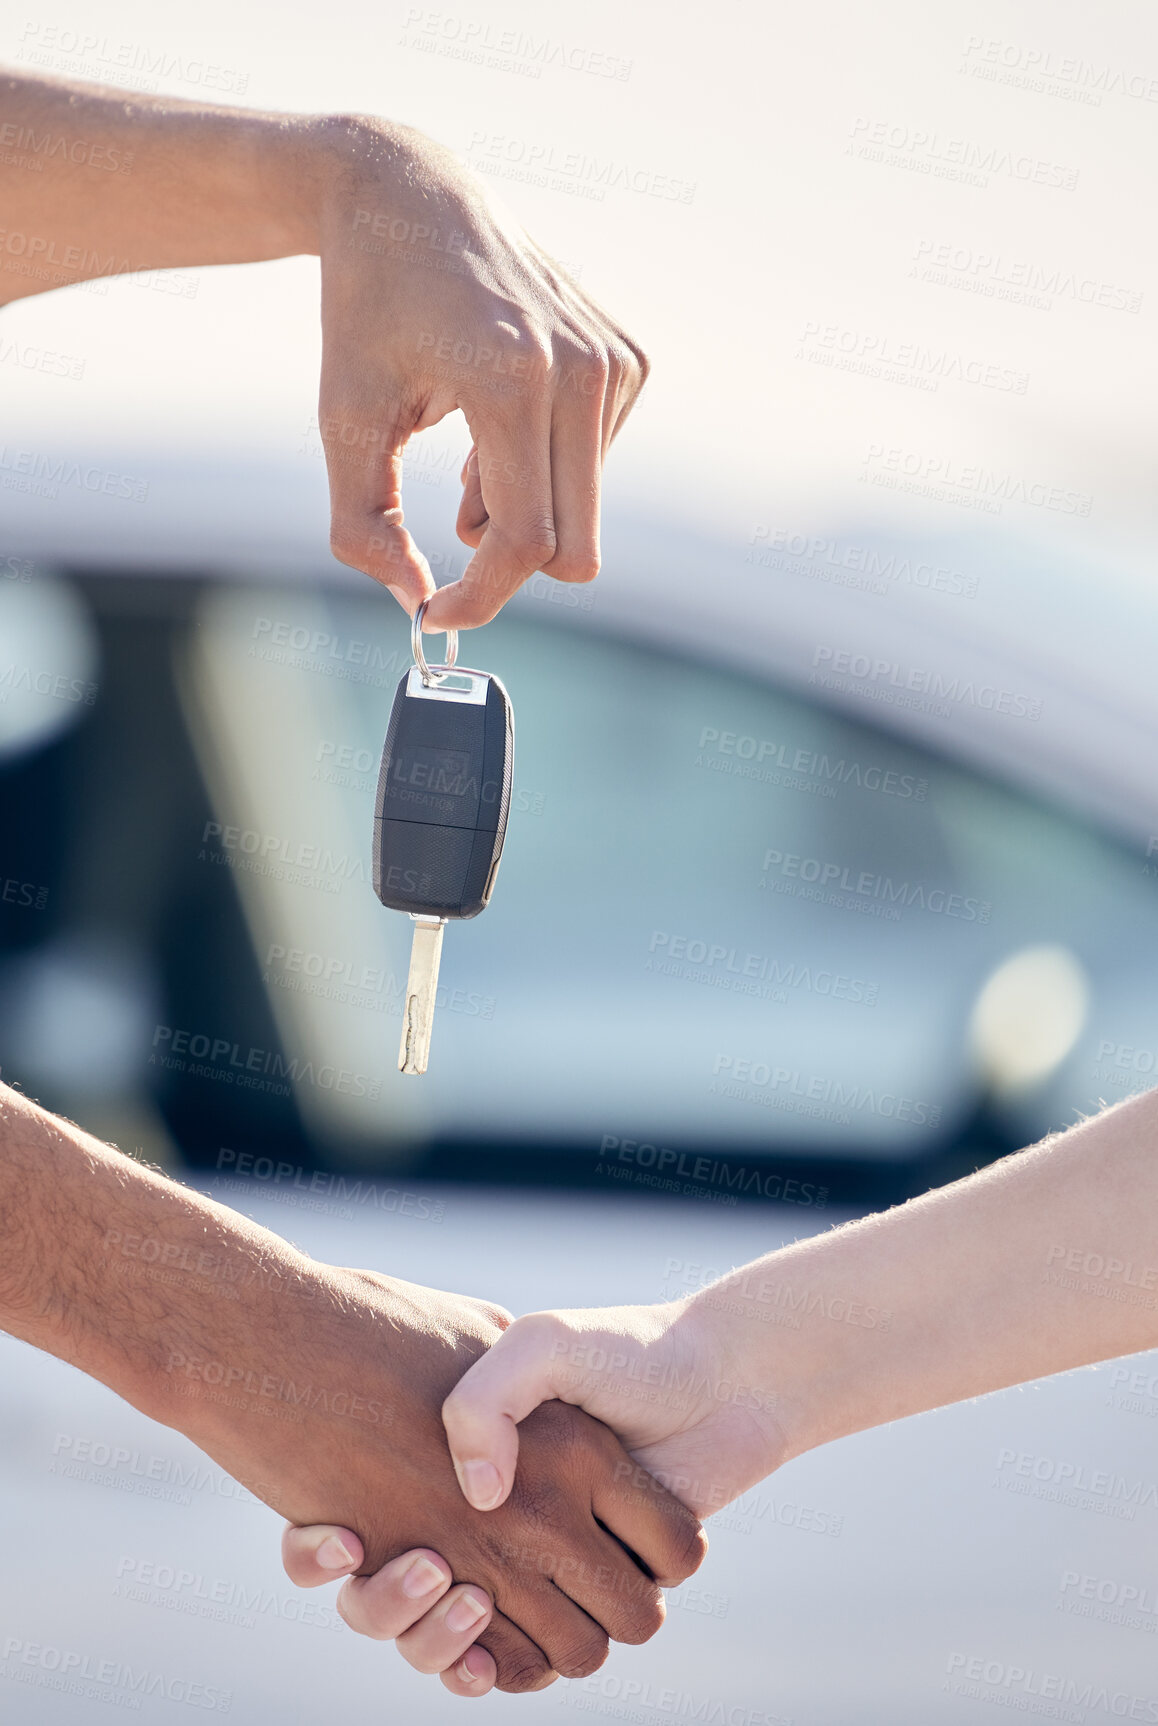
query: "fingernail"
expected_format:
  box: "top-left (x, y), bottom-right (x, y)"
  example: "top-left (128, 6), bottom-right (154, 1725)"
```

top-left (456, 1651), bottom-right (485, 1685)
top-left (316, 1536), bottom-right (355, 1571)
top-left (446, 1592), bottom-right (488, 1634)
top-left (402, 1557), bottom-right (447, 1600)
top-left (460, 1459), bottom-right (503, 1510)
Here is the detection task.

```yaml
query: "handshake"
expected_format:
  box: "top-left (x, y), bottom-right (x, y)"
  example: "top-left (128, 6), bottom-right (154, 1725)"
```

top-left (176, 1265), bottom-right (762, 1699)
top-left (2, 1085), bottom-right (784, 1702)
top-left (9, 1080), bottom-right (1152, 1702)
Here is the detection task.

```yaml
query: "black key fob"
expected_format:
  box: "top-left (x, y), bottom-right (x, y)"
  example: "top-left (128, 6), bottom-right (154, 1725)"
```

top-left (373, 665), bottom-right (514, 920)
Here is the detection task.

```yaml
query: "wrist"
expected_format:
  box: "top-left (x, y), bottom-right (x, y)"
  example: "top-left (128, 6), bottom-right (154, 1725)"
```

top-left (684, 1243), bottom-right (876, 1472)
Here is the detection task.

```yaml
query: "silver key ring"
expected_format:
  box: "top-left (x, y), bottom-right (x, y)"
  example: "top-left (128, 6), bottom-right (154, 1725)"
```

top-left (411, 598), bottom-right (459, 687)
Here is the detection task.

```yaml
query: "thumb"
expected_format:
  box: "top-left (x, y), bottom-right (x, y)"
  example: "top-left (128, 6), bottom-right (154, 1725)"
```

top-left (442, 1313), bottom-right (570, 1511)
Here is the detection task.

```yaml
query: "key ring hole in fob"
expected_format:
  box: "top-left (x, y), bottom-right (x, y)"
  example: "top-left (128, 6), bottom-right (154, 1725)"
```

top-left (412, 597), bottom-right (459, 687)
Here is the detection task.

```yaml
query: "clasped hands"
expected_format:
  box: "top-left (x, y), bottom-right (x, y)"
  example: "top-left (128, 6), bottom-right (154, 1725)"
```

top-left (165, 1264), bottom-right (740, 1699)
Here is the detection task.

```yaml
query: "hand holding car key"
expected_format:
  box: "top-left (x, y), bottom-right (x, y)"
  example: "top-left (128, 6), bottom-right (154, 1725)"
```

top-left (372, 600), bottom-right (514, 1074)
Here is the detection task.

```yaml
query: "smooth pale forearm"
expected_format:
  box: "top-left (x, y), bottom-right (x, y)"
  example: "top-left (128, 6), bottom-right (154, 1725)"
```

top-left (442, 1091), bottom-right (1158, 1524)
top-left (698, 1088), bottom-right (1158, 1469)
top-left (0, 69), bottom-right (336, 299)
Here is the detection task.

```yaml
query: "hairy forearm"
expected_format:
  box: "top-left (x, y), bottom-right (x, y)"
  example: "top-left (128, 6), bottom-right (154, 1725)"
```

top-left (695, 1089), bottom-right (1158, 1466)
top-left (0, 68), bottom-right (332, 301)
top-left (0, 1081), bottom-right (319, 1436)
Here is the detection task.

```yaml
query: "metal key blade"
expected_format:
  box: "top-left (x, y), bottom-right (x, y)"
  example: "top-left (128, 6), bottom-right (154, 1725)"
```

top-left (399, 915), bottom-right (446, 1075)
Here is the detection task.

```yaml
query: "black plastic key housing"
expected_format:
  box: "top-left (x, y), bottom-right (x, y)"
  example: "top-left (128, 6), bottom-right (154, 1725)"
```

top-left (372, 667), bottom-right (513, 919)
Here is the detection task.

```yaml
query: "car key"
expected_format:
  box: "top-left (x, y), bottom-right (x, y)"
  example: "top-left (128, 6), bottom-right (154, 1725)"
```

top-left (372, 599), bottom-right (514, 1075)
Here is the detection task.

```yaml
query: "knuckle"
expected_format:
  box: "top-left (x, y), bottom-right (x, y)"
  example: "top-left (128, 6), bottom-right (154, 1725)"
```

top-left (492, 1647), bottom-right (553, 1694)
top-left (408, 1646), bottom-right (446, 1676)
top-left (659, 1517), bottom-right (710, 1585)
top-left (615, 1587), bottom-right (666, 1645)
top-left (512, 523), bottom-right (558, 569)
top-left (604, 338), bottom-right (634, 380)
top-left (546, 549), bottom-right (600, 585)
top-left (480, 1299), bottom-right (513, 1332)
top-left (620, 333), bottom-right (651, 385)
top-left (552, 1630), bottom-right (609, 1680)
